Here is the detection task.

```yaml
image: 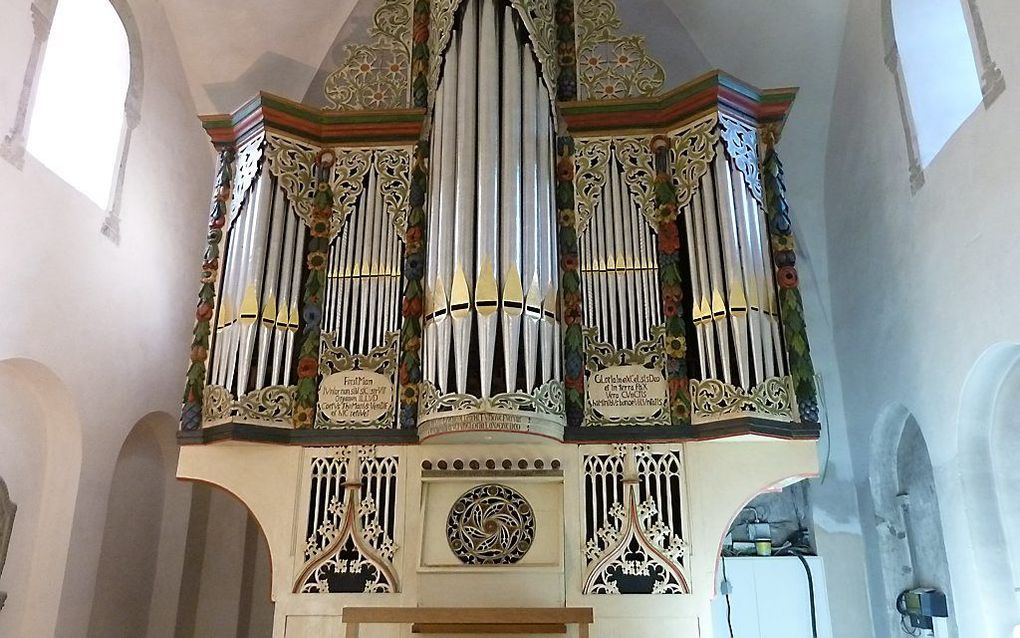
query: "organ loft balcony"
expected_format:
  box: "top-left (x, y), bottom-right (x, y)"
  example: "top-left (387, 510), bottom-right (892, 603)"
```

top-left (178, 70), bottom-right (821, 447)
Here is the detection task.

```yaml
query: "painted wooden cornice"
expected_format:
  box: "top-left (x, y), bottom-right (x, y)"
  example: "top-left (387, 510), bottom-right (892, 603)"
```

top-left (200, 92), bottom-right (426, 148)
top-left (559, 70), bottom-right (798, 138)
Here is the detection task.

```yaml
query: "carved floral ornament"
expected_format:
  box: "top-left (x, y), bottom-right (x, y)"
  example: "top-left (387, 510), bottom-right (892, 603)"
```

top-left (261, 134), bottom-right (412, 240)
top-left (666, 113), bottom-right (765, 210)
top-left (572, 136), bottom-right (658, 233)
top-left (574, 0), bottom-right (666, 100)
top-left (324, 0), bottom-right (413, 110)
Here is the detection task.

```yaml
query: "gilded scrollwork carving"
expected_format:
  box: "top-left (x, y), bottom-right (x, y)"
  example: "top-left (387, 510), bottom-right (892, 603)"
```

top-left (265, 133), bottom-right (318, 223)
top-left (266, 135), bottom-right (408, 241)
top-left (201, 383), bottom-right (296, 425)
top-left (576, 0), bottom-right (666, 100)
top-left (670, 114), bottom-right (720, 210)
top-left (573, 138), bottom-right (611, 234)
top-left (323, 0), bottom-right (412, 110)
top-left (690, 375), bottom-right (795, 422)
top-left (509, 0), bottom-right (559, 97)
top-left (428, 0), bottom-right (560, 107)
top-left (573, 136), bottom-right (658, 233)
top-left (327, 149), bottom-right (374, 237)
top-left (230, 133), bottom-right (267, 222)
top-left (719, 115), bottom-right (763, 204)
top-left (614, 136), bottom-right (657, 225)
top-left (374, 147), bottom-right (412, 237)
top-left (418, 379), bottom-right (564, 417)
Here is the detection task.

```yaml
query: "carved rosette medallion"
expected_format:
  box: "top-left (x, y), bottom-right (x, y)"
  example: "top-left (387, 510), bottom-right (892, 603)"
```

top-left (447, 484), bottom-right (536, 565)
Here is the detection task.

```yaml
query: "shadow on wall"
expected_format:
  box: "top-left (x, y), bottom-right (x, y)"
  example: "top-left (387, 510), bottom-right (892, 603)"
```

top-left (0, 358), bottom-right (83, 638)
top-left (87, 412), bottom-right (187, 638)
top-left (174, 482), bottom-right (275, 638)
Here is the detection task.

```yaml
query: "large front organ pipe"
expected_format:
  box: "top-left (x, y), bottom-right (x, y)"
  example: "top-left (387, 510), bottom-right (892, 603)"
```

top-left (475, 0), bottom-right (500, 397)
top-left (451, 1), bottom-right (478, 395)
top-left (435, 36), bottom-right (459, 393)
top-left (425, 83), bottom-right (445, 388)
top-left (499, 6), bottom-right (523, 392)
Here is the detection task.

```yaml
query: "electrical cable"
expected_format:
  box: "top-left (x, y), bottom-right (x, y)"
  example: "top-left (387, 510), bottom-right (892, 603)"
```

top-left (721, 556), bottom-right (734, 638)
top-left (793, 553), bottom-right (818, 638)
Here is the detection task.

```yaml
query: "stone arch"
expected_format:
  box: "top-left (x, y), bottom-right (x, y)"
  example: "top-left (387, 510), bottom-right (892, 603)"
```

top-left (957, 343), bottom-right (1020, 634)
top-left (0, 358), bottom-right (83, 638)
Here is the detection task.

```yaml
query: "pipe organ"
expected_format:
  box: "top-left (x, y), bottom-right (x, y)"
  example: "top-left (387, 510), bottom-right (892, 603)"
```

top-left (178, 0), bottom-right (822, 636)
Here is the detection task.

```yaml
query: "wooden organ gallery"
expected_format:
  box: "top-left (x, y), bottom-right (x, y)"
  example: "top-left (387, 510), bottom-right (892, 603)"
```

top-left (177, 0), bottom-right (822, 635)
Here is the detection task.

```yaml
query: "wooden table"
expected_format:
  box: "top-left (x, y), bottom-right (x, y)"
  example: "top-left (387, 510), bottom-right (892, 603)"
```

top-left (342, 607), bottom-right (594, 637)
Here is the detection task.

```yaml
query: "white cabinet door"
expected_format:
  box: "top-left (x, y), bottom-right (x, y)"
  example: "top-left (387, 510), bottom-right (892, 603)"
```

top-left (711, 556), bottom-right (833, 638)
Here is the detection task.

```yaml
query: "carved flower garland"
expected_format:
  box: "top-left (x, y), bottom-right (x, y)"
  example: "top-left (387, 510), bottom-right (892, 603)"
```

top-left (182, 149), bottom-right (235, 431)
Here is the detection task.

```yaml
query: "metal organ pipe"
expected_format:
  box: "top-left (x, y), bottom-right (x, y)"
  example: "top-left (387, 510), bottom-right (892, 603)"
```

top-left (678, 134), bottom-right (787, 391)
top-left (210, 171), bottom-right (308, 396)
top-left (475, 0), bottom-right (499, 398)
top-left (521, 39), bottom-right (541, 393)
top-left (423, 0), bottom-right (559, 402)
top-left (499, 7), bottom-right (523, 393)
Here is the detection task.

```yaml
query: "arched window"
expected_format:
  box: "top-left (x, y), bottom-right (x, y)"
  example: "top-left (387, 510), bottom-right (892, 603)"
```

top-left (891, 0), bottom-right (980, 167)
top-left (26, 0), bottom-right (130, 207)
top-left (883, 0), bottom-right (1004, 190)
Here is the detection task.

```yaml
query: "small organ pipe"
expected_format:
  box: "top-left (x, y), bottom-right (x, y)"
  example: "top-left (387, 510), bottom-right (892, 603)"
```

top-left (521, 44), bottom-right (540, 391)
top-left (283, 223), bottom-right (304, 385)
top-left (271, 207), bottom-right (297, 385)
top-left (536, 85), bottom-right (554, 383)
top-left (255, 183), bottom-right (287, 388)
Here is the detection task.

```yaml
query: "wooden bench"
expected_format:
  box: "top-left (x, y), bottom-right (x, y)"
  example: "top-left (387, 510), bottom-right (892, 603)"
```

top-left (342, 606), bottom-right (594, 636)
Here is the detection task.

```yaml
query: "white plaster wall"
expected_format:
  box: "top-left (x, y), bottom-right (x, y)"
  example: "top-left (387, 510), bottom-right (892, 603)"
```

top-left (0, 0), bottom-right (213, 634)
top-left (824, 0), bottom-right (1020, 635)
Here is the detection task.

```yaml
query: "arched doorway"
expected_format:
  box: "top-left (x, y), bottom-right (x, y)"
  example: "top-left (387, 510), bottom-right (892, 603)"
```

top-left (958, 343), bottom-right (1020, 634)
top-left (0, 358), bottom-right (83, 638)
top-left (868, 406), bottom-right (955, 637)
